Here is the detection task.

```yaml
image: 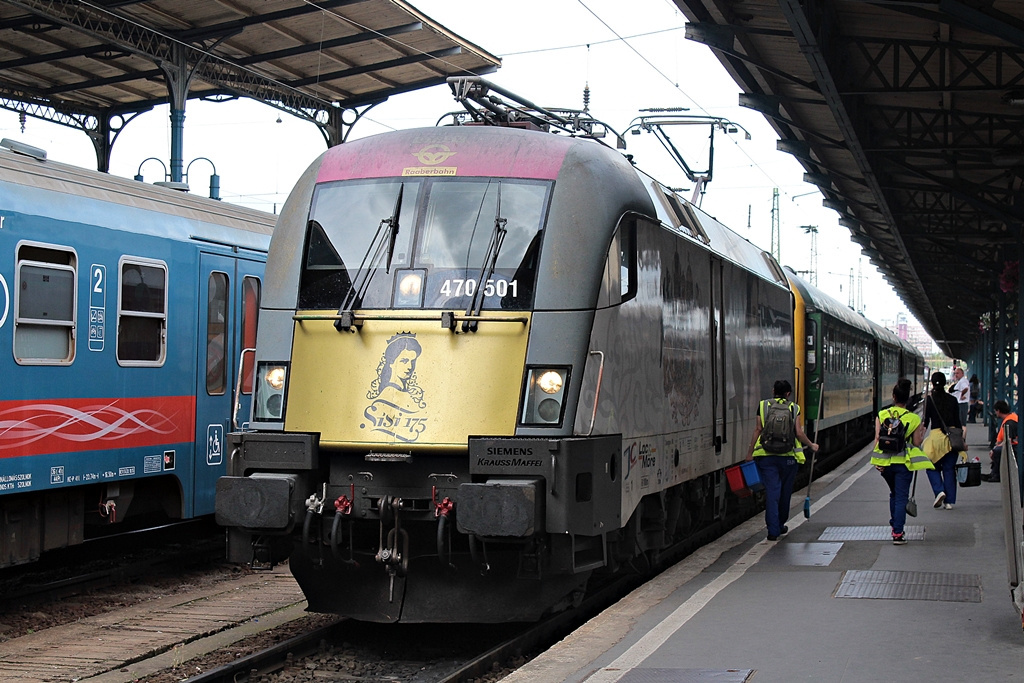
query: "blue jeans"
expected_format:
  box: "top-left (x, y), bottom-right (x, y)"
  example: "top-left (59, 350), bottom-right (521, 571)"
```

top-left (926, 451), bottom-right (957, 504)
top-left (755, 455), bottom-right (798, 537)
top-left (880, 463), bottom-right (913, 534)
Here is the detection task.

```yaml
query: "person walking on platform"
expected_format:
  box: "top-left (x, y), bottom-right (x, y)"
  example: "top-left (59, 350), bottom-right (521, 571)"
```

top-left (983, 400), bottom-right (1018, 483)
top-left (872, 378), bottom-right (933, 545)
top-left (968, 374), bottom-right (982, 423)
top-left (922, 372), bottom-right (961, 510)
top-left (950, 367), bottom-right (970, 434)
top-left (745, 379), bottom-right (819, 541)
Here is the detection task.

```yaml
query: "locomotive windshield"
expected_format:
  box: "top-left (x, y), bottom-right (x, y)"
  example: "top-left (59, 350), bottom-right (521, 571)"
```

top-left (299, 177), bottom-right (549, 311)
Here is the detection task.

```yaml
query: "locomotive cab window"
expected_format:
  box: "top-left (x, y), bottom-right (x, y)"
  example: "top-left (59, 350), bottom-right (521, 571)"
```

top-left (299, 177), bottom-right (549, 312)
top-left (597, 216), bottom-right (639, 308)
top-left (117, 258), bottom-right (167, 366)
top-left (14, 243), bottom-right (77, 365)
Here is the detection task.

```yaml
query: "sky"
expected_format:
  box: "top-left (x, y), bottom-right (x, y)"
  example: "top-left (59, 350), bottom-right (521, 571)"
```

top-left (0, 0), bottom-right (934, 347)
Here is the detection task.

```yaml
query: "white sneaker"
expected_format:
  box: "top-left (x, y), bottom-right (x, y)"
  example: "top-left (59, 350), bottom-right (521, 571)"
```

top-left (933, 492), bottom-right (946, 508)
top-left (944, 503), bottom-right (953, 510)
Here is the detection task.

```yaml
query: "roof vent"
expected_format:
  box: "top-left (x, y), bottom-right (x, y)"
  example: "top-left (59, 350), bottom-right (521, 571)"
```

top-left (0, 138), bottom-right (47, 161)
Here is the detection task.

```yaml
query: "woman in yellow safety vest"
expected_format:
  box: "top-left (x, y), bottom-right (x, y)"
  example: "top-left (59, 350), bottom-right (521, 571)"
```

top-left (872, 377), bottom-right (933, 545)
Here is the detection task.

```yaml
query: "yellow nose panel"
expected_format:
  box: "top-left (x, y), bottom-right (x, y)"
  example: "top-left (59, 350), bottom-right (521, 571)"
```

top-left (285, 312), bottom-right (531, 450)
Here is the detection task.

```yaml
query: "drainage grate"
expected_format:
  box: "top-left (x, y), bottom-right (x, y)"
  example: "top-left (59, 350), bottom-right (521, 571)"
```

top-left (819, 525), bottom-right (925, 541)
top-left (618, 669), bottom-right (754, 682)
top-left (835, 569), bottom-right (981, 602)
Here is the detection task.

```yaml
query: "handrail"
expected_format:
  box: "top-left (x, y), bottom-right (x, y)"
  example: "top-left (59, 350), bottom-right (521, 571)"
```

top-left (231, 347), bottom-right (256, 431)
top-left (587, 350), bottom-right (606, 436)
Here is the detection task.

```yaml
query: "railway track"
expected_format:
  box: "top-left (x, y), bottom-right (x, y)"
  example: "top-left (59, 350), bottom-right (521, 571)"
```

top-left (0, 520), bottom-right (225, 613)
top-left (177, 575), bottom-right (638, 683)
top-left (0, 442), bottom-right (866, 682)
top-left (148, 446), bottom-right (866, 683)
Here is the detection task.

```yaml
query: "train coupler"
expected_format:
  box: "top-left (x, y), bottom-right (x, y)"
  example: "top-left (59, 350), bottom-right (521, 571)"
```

top-left (376, 496), bottom-right (410, 603)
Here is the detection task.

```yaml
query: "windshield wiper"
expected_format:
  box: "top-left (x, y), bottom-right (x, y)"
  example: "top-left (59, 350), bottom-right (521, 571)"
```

top-left (335, 184), bottom-right (404, 331)
top-left (463, 182), bottom-right (507, 332)
top-left (385, 184), bottom-right (403, 271)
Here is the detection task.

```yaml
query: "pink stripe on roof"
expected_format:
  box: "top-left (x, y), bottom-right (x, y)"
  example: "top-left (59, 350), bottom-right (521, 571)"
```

top-left (316, 127), bottom-right (572, 183)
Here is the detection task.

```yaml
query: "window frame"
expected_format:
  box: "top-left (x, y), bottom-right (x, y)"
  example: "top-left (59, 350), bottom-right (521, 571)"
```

top-left (13, 241), bottom-right (78, 366)
top-left (596, 214), bottom-right (640, 309)
top-left (240, 276), bottom-right (261, 395)
top-left (116, 255), bottom-right (168, 367)
top-left (205, 270), bottom-right (229, 396)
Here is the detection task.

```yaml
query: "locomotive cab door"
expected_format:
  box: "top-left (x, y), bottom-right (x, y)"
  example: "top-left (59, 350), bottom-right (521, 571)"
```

top-left (193, 252), bottom-right (262, 516)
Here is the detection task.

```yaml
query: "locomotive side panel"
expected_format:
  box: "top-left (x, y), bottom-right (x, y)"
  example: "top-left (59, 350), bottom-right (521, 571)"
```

top-left (581, 219), bottom-right (715, 521)
top-left (722, 258), bottom-right (793, 455)
top-left (578, 218), bottom-right (791, 534)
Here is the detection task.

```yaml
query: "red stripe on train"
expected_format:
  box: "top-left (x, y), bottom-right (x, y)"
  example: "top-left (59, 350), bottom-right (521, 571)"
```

top-left (316, 129), bottom-right (572, 183)
top-left (0, 396), bottom-right (196, 458)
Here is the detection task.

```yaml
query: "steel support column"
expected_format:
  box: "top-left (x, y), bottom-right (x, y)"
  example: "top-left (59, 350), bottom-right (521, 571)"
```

top-left (1017, 236), bottom-right (1024, 481)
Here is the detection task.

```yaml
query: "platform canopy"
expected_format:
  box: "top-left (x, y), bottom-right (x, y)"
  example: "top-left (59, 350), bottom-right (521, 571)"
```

top-left (0, 0), bottom-right (500, 174)
top-left (673, 0), bottom-right (1024, 359)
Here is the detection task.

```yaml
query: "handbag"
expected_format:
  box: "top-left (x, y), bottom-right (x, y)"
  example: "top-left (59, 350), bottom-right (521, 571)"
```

top-left (946, 427), bottom-right (966, 452)
top-left (928, 394), bottom-right (965, 452)
top-left (906, 471), bottom-right (918, 517)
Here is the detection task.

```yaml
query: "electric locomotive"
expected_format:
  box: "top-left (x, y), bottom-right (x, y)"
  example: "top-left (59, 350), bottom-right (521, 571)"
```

top-left (216, 80), bottom-right (795, 622)
top-left (0, 139), bottom-right (274, 568)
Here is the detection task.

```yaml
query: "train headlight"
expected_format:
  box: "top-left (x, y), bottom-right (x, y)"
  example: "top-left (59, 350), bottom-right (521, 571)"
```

top-left (254, 361), bottom-right (290, 421)
top-left (266, 366), bottom-right (286, 390)
top-left (537, 371), bottom-right (563, 394)
top-left (521, 367), bottom-right (569, 426)
top-left (394, 268), bottom-right (426, 308)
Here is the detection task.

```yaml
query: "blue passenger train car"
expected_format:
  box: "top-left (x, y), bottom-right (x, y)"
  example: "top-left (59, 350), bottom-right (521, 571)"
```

top-left (0, 140), bottom-right (275, 567)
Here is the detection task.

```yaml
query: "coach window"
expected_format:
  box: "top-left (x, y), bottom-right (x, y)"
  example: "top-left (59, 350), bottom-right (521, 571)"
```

top-left (240, 277), bottom-right (260, 394)
top-left (117, 258), bottom-right (167, 365)
top-left (206, 272), bottom-right (228, 395)
top-left (14, 243), bottom-right (77, 365)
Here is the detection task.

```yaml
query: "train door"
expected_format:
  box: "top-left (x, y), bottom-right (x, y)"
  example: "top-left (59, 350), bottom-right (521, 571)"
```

top-left (193, 252), bottom-right (262, 516)
top-left (710, 255), bottom-right (725, 452)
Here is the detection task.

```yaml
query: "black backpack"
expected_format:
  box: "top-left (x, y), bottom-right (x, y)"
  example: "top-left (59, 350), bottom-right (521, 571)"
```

top-left (878, 409), bottom-right (908, 454)
top-left (761, 400), bottom-right (796, 454)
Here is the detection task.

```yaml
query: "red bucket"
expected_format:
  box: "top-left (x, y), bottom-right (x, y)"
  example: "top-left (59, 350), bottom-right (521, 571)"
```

top-left (726, 464), bottom-right (751, 497)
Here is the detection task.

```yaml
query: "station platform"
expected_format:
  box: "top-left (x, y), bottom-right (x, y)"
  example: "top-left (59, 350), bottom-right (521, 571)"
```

top-left (504, 425), bottom-right (1022, 683)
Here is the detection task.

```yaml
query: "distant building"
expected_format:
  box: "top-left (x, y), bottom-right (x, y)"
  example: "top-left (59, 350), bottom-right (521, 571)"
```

top-left (888, 313), bottom-right (939, 355)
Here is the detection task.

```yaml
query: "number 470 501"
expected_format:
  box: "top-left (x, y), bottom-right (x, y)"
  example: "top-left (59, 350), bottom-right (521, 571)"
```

top-left (439, 278), bottom-right (517, 298)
